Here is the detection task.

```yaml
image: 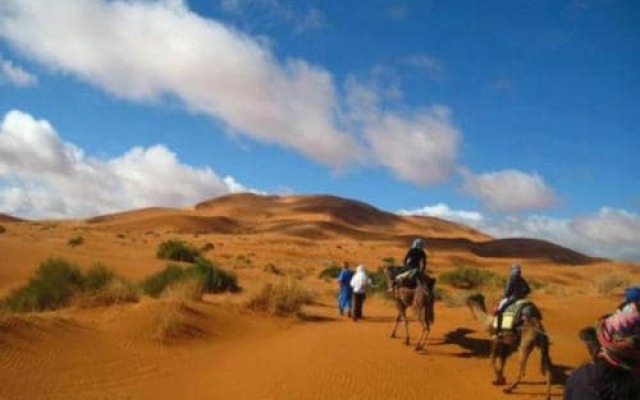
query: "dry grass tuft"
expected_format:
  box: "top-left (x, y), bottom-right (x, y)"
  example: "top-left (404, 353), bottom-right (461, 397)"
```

top-left (246, 278), bottom-right (316, 317)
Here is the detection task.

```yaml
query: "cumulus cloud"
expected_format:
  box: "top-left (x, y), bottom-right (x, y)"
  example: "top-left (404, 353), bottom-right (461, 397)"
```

top-left (399, 202), bottom-right (640, 261)
top-left (397, 203), bottom-right (484, 225)
top-left (0, 56), bottom-right (37, 87)
top-left (0, 110), bottom-right (248, 218)
top-left (462, 169), bottom-right (557, 212)
top-left (0, 0), bottom-right (355, 167)
top-left (344, 77), bottom-right (461, 185)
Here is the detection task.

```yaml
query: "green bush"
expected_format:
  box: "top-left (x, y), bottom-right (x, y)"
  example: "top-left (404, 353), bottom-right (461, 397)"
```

top-left (187, 258), bottom-right (239, 293)
top-left (318, 264), bottom-right (341, 280)
top-left (84, 263), bottom-right (115, 292)
top-left (156, 239), bottom-right (200, 262)
top-left (141, 259), bottom-right (239, 297)
top-left (140, 264), bottom-right (186, 297)
top-left (67, 235), bottom-right (84, 247)
top-left (368, 268), bottom-right (389, 293)
top-left (439, 266), bottom-right (500, 290)
top-left (4, 258), bottom-right (85, 312)
top-left (1, 259), bottom-right (140, 312)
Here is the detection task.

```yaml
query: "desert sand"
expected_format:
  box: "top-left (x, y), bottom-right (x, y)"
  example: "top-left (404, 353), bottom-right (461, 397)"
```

top-left (1, 193), bottom-right (638, 400)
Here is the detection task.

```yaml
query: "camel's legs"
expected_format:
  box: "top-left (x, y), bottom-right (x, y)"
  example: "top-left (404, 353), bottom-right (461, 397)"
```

top-left (390, 310), bottom-right (403, 338)
top-left (504, 339), bottom-right (534, 394)
top-left (402, 310), bottom-right (410, 345)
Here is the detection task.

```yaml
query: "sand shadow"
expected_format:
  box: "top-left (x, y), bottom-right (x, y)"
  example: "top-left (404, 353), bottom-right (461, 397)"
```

top-left (434, 327), bottom-right (492, 358)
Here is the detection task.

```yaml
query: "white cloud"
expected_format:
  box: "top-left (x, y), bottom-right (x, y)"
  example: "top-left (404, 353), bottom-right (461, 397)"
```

top-left (0, 110), bottom-right (249, 218)
top-left (462, 169), bottom-right (557, 212)
top-left (0, 0), bottom-right (355, 167)
top-left (397, 203), bottom-right (484, 225)
top-left (344, 77), bottom-right (461, 185)
top-left (0, 0), bottom-right (467, 185)
top-left (399, 202), bottom-right (640, 261)
top-left (0, 56), bottom-right (37, 87)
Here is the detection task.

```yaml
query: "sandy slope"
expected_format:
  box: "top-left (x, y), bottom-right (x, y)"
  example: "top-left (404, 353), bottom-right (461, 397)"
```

top-left (0, 193), bottom-right (638, 399)
top-left (0, 293), bottom-right (621, 400)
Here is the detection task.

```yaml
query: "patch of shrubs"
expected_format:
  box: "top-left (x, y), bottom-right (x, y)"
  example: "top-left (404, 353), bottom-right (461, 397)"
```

top-left (439, 266), bottom-right (501, 290)
top-left (156, 239), bottom-right (200, 262)
top-left (67, 235), bottom-right (84, 247)
top-left (141, 258), bottom-right (238, 297)
top-left (2, 259), bottom-right (138, 312)
top-left (246, 278), bottom-right (316, 316)
top-left (318, 264), bottom-right (341, 280)
top-left (0, 225), bottom-right (5, 234)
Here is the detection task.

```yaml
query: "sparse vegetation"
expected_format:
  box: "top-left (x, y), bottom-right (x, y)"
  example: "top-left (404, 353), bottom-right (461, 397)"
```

top-left (381, 256), bottom-right (396, 267)
top-left (368, 268), bottom-right (389, 293)
top-left (318, 264), bottom-right (341, 280)
top-left (140, 264), bottom-right (187, 297)
top-left (596, 275), bottom-right (629, 296)
top-left (439, 266), bottom-right (501, 290)
top-left (246, 278), bottom-right (316, 316)
top-left (156, 239), bottom-right (200, 262)
top-left (264, 263), bottom-right (284, 276)
top-left (141, 259), bottom-right (238, 298)
top-left (200, 242), bottom-right (215, 252)
top-left (189, 258), bottom-right (239, 294)
top-left (67, 235), bottom-right (84, 247)
top-left (1, 259), bottom-right (137, 312)
top-left (0, 225), bottom-right (5, 234)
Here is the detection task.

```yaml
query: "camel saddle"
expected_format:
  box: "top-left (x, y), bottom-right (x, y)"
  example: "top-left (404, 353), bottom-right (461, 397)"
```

top-left (492, 299), bottom-right (541, 332)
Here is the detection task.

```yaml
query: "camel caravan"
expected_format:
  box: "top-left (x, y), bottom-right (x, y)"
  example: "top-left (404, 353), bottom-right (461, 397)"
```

top-left (380, 238), bottom-right (640, 400)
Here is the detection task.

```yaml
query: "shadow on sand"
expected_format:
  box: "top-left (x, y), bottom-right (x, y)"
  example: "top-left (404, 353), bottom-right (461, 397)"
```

top-left (434, 327), bottom-right (492, 358)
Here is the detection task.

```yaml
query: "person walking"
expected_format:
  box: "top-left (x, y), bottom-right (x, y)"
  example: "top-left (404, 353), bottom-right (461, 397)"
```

top-left (336, 261), bottom-right (354, 317)
top-left (350, 264), bottom-right (372, 321)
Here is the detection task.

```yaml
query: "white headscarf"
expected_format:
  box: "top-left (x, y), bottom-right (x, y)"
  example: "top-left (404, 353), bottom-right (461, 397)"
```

top-left (350, 264), bottom-right (370, 293)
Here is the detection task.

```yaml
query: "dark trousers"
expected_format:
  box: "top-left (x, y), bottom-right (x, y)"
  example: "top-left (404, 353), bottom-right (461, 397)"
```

top-left (352, 292), bottom-right (366, 320)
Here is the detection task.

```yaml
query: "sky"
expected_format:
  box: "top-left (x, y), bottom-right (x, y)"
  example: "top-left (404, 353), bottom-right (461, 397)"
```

top-left (0, 0), bottom-right (639, 261)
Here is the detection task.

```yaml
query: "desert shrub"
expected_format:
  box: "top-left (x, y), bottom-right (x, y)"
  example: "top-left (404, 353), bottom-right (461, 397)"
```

top-left (79, 278), bottom-right (139, 307)
top-left (318, 264), bottom-right (341, 280)
top-left (200, 242), bottom-right (215, 252)
top-left (381, 257), bottom-right (396, 267)
top-left (156, 239), bottom-right (200, 262)
top-left (368, 268), bottom-right (389, 293)
top-left (439, 266), bottom-right (499, 290)
top-left (84, 263), bottom-right (115, 292)
top-left (264, 263), bottom-right (284, 276)
top-left (597, 275), bottom-right (629, 296)
top-left (0, 225), bottom-right (5, 234)
top-left (246, 278), bottom-right (316, 316)
top-left (140, 264), bottom-right (186, 297)
top-left (141, 259), bottom-right (238, 298)
top-left (187, 258), bottom-right (239, 293)
top-left (4, 258), bottom-right (85, 312)
top-left (67, 235), bottom-right (84, 247)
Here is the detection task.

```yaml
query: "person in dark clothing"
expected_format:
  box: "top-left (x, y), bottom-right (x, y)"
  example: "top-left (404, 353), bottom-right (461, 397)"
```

top-left (394, 238), bottom-right (427, 286)
top-left (564, 299), bottom-right (640, 400)
top-left (564, 357), bottom-right (640, 400)
top-left (494, 264), bottom-right (531, 336)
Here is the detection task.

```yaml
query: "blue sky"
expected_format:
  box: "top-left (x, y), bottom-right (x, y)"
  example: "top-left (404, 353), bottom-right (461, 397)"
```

top-left (0, 0), bottom-right (639, 260)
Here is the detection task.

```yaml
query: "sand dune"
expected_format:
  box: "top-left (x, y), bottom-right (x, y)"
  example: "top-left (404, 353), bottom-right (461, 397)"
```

top-left (0, 193), bottom-right (638, 399)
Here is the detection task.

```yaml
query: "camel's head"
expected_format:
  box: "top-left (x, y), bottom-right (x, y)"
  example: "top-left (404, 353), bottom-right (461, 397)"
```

top-left (465, 293), bottom-right (486, 310)
top-left (579, 326), bottom-right (600, 360)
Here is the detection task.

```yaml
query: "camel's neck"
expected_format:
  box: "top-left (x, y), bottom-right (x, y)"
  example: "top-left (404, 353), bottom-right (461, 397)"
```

top-left (469, 303), bottom-right (494, 332)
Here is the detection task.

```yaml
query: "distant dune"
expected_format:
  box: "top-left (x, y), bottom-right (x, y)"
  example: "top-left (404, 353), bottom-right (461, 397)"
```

top-left (0, 213), bottom-right (24, 223)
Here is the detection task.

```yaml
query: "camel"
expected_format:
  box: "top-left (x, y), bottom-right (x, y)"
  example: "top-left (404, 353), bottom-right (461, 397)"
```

top-left (465, 293), bottom-right (552, 399)
top-left (385, 267), bottom-right (435, 351)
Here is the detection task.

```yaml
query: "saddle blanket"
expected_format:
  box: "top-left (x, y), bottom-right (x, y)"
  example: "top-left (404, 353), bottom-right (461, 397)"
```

top-left (493, 299), bottom-right (533, 331)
